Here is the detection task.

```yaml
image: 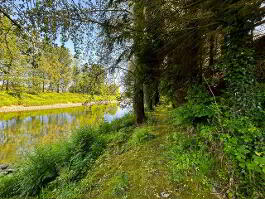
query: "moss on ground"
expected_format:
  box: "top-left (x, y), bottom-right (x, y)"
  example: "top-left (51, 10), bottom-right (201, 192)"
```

top-left (78, 107), bottom-right (219, 199)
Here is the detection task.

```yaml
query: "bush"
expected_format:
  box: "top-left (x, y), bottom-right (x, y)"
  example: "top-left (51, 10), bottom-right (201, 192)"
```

top-left (0, 175), bottom-right (20, 198)
top-left (67, 127), bottom-right (105, 181)
top-left (170, 86), bottom-right (218, 127)
top-left (220, 116), bottom-right (265, 198)
top-left (170, 85), bottom-right (265, 199)
top-left (18, 144), bottom-right (64, 196)
top-left (0, 126), bottom-right (106, 197)
top-left (168, 133), bottom-right (215, 183)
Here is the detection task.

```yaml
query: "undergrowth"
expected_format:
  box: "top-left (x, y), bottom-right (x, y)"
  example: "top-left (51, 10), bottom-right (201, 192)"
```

top-left (1, 95), bottom-right (263, 199)
top-left (128, 127), bottom-right (156, 146)
top-left (0, 114), bottom-right (136, 198)
top-left (169, 86), bottom-right (265, 199)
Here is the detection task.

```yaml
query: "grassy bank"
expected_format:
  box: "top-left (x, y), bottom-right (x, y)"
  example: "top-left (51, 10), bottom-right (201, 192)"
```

top-left (0, 92), bottom-right (117, 107)
top-left (0, 106), bottom-right (223, 199)
top-left (0, 105), bottom-right (263, 199)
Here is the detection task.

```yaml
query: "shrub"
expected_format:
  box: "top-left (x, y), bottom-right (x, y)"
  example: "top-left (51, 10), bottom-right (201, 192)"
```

top-left (0, 175), bottom-right (20, 198)
top-left (170, 86), bottom-right (218, 127)
top-left (168, 133), bottom-right (215, 183)
top-left (18, 144), bottom-right (64, 196)
top-left (170, 85), bottom-right (265, 199)
top-left (67, 127), bottom-right (105, 181)
top-left (0, 126), bottom-right (106, 197)
top-left (220, 116), bottom-right (265, 198)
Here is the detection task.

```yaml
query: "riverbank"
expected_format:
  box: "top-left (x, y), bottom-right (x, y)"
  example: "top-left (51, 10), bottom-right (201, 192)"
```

top-left (0, 91), bottom-right (117, 110)
top-left (0, 106), bottom-right (226, 199)
top-left (0, 101), bottom-right (117, 113)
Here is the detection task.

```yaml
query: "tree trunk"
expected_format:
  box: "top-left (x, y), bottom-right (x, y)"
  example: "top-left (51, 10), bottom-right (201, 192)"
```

top-left (144, 83), bottom-right (154, 111)
top-left (42, 80), bottom-right (45, 92)
top-left (0, 80), bottom-right (3, 90)
top-left (133, 78), bottom-right (145, 124)
top-left (57, 84), bottom-right (60, 93)
top-left (6, 65), bottom-right (10, 91)
top-left (153, 82), bottom-right (160, 106)
top-left (6, 80), bottom-right (9, 91)
top-left (209, 34), bottom-right (215, 67)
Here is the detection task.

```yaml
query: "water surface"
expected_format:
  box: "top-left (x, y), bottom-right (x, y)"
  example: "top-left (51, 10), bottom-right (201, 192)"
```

top-left (0, 104), bottom-right (131, 164)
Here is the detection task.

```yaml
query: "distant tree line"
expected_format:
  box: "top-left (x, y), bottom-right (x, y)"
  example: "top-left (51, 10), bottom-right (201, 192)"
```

top-left (0, 15), bottom-right (118, 96)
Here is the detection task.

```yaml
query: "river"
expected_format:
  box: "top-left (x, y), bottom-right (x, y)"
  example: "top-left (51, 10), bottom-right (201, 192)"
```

top-left (0, 103), bottom-right (131, 164)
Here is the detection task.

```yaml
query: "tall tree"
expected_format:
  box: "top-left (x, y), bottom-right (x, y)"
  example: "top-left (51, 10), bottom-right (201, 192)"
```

top-left (0, 15), bottom-right (28, 92)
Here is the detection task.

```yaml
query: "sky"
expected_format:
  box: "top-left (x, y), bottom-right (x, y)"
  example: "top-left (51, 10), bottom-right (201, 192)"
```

top-left (253, 3), bottom-right (265, 39)
top-left (56, 37), bottom-right (76, 55)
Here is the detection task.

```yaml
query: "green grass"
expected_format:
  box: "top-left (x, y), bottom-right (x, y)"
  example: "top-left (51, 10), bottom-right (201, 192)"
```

top-left (0, 91), bottom-right (117, 107)
top-left (0, 106), bottom-right (229, 199)
top-left (128, 127), bottom-right (156, 146)
top-left (0, 92), bottom-right (19, 107)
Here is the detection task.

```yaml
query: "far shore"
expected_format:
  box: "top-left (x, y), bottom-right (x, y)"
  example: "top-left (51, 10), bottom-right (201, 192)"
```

top-left (0, 101), bottom-right (117, 113)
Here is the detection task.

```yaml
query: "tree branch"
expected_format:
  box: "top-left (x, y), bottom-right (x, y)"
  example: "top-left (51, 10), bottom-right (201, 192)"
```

top-left (254, 19), bottom-right (265, 27)
top-left (0, 8), bottom-right (22, 30)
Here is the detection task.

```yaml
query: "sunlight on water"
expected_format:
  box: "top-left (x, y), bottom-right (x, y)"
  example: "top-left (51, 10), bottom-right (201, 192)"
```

top-left (0, 104), bottom-right (132, 164)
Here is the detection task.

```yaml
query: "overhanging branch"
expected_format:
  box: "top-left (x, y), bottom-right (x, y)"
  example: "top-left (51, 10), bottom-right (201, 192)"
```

top-left (0, 8), bottom-right (22, 30)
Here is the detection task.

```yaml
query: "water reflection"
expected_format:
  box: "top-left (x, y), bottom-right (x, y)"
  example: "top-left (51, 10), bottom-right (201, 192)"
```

top-left (0, 103), bottom-right (131, 164)
top-left (104, 105), bottom-right (133, 122)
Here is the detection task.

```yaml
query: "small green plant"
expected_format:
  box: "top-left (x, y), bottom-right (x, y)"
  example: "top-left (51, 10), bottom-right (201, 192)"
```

top-left (220, 116), bottom-right (265, 198)
top-left (129, 127), bottom-right (156, 146)
top-left (112, 172), bottom-right (129, 198)
top-left (168, 133), bottom-right (215, 183)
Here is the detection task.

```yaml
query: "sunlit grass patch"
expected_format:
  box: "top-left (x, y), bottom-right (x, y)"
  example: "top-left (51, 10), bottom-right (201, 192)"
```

top-left (0, 91), bottom-right (19, 107)
top-left (0, 91), bottom-right (117, 107)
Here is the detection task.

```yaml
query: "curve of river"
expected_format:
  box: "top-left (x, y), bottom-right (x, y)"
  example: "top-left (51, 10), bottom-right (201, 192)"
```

top-left (0, 103), bottom-right (131, 164)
